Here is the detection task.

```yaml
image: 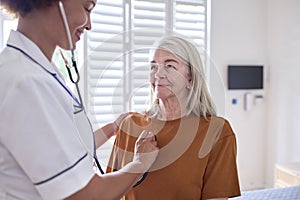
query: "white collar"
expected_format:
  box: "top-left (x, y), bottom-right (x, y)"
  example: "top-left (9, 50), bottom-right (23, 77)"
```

top-left (6, 30), bottom-right (59, 76)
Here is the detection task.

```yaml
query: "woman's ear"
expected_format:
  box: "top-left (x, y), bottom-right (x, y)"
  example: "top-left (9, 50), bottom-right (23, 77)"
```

top-left (186, 77), bottom-right (192, 89)
top-left (188, 74), bottom-right (192, 83)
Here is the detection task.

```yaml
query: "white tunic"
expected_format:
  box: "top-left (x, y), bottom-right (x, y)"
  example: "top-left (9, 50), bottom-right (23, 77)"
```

top-left (0, 30), bottom-right (95, 199)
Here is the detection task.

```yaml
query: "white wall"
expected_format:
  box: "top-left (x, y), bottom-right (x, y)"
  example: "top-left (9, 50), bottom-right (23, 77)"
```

top-left (0, 20), bottom-right (3, 48)
top-left (210, 0), bottom-right (267, 191)
top-left (265, 0), bottom-right (300, 187)
top-left (210, 0), bottom-right (300, 191)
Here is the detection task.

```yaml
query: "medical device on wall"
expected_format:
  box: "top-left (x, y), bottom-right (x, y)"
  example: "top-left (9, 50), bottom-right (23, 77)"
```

top-left (228, 65), bottom-right (264, 111)
top-left (228, 65), bottom-right (263, 90)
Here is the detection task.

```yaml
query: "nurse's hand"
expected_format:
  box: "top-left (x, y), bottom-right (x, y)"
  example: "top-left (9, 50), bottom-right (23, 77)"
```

top-left (133, 130), bottom-right (159, 172)
top-left (94, 112), bottom-right (132, 148)
top-left (67, 130), bottom-right (158, 200)
top-left (112, 112), bottom-right (133, 136)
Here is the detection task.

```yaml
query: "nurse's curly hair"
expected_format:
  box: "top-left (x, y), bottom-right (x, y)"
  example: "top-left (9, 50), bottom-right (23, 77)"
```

top-left (0, 0), bottom-right (59, 17)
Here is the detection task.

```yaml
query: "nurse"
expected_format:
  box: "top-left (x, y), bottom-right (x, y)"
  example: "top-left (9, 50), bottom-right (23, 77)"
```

top-left (0, 0), bottom-right (158, 199)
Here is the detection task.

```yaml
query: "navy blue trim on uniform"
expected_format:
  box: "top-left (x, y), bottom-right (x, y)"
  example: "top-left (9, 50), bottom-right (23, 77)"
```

top-left (7, 44), bottom-right (82, 106)
top-left (7, 43), bottom-right (104, 176)
top-left (34, 153), bottom-right (88, 185)
top-left (6, 44), bottom-right (56, 75)
top-left (53, 74), bottom-right (81, 106)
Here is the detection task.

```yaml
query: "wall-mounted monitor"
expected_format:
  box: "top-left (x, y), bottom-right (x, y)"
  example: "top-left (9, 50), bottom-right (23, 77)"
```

top-left (228, 65), bottom-right (263, 90)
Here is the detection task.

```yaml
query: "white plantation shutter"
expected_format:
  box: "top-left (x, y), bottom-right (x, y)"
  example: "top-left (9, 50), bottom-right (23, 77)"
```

top-left (86, 0), bottom-right (124, 127)
top-left (86, 0), bottom-right (124, 165)
top-left (130, 0), bottom-right (166, 112)
top-left (174, 0), bottom-right (208, 72)
top-left (174, 0), bottom-right (207, 46)
top-left (85, 0), bottom-right (209, 169)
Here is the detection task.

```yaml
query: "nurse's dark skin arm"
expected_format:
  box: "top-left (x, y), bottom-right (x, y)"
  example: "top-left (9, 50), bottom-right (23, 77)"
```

top-left (94, 112), bottom-right (132, 148)
top-left (207, 198), bottom-right (227, 200)
top-left (66, 170), bottom-right (142, 200)
top-left (66, 133), bottom-right (158, 200)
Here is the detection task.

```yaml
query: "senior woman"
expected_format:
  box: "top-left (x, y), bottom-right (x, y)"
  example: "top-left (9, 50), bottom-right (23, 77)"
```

top-left (106, 36), bottom-right (241, 200)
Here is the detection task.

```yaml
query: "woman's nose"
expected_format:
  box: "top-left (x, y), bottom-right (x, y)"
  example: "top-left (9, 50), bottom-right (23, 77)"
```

top-left (154, 65), bottom-right (166, 79)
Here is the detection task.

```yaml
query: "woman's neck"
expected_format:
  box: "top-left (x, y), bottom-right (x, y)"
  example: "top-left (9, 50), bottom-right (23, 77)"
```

top-left (157, 98), bottom-right (187, 121)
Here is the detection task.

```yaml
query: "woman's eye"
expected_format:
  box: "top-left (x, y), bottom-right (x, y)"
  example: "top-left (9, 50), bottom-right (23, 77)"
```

top-left (165, 64), bottom-right (176, 70)
top-left (150, 64), bottom-right (157, 70)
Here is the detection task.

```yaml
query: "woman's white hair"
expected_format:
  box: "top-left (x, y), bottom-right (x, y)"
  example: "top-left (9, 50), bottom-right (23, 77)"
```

top-left (146, 35), bottom-right (216, 118)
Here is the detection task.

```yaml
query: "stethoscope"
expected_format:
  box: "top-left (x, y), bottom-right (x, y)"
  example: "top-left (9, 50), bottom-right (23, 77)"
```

top-left (58, 1), bottom-right (106, 175)
top-left (58, 51), bottom-right (106, 175)
top-left (57, 1), bottom-right (148, 186)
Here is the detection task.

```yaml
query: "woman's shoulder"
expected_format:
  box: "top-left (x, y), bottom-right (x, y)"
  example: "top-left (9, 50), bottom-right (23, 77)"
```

top-left (199, 115), bottom-right (231, 126)
top-left (126, 112), bottom-right (150, 124)
top-left (120, 112), bottom-right (151, 134)
top-left (198, 116), bottom-right (235, 138)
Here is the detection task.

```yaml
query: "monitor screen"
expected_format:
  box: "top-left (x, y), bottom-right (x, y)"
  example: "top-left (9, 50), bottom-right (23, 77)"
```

top-left (228, 65), bottom-right (263, 90)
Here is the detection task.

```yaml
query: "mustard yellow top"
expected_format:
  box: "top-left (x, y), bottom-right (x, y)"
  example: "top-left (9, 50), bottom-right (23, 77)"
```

top-left (107, 113), bottom-right (241, 200)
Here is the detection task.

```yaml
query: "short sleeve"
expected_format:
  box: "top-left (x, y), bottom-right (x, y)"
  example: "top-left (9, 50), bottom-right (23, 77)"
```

top-left (106, 120), bottom-right (134, 173)
top-left (201, 121), bottom-right (241, 199)
top-left (106, 113), bottom-right (144, 173)
top-left (106, 131), bottom-right (122, 172)
top-left (0, 73), bottom-right (94, 199)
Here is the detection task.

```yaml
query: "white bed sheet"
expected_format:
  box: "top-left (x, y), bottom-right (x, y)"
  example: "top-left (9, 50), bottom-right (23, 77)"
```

top-left (230, 185), bottom-right (300, 200)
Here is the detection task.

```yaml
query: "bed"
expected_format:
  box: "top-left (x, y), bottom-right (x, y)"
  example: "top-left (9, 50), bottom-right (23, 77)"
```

top-left (230, 185), bottom-right (300, 200)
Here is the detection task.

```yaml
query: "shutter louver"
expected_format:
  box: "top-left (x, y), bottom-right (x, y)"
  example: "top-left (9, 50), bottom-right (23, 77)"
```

top-left (174, 0), bottom-right (208, 71)
top-left (86, 0), bottom-right (124, 168)
top-left (130, 0), bottom-right (166, 112)
top-left (174, 0), bottom-right (206, 46)
top-left (87, 0), bottom-right (124, 127)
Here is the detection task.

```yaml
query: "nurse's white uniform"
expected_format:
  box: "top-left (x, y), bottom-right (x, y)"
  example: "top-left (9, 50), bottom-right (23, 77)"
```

top-left (0, 30), bottom-right (95, 199)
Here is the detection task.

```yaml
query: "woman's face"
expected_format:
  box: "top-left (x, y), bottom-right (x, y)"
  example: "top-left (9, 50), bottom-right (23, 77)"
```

top-left (58, 0), bottom-right (96, 49)
top-left (150, 49), bottom-right (191, 101)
